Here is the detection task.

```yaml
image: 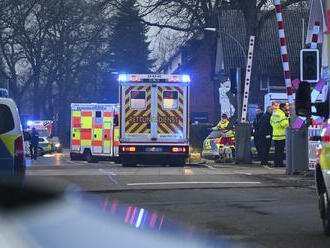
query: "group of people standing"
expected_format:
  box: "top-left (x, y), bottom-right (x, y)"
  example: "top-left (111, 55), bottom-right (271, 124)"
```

top-left (253, 103), bottom-right (289, 167)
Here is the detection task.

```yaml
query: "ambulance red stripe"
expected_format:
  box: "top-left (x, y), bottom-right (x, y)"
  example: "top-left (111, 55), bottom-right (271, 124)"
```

top-left (93, 140), bottom-right (102, 146)
top-left (72, 140), bottom-right (80, 145)
top-left (81, 111), bottom-right (92, 117)
top-left (94, 124), bottom-right (102, 129)
top-left (81, 129), bottom-right (92, 139)
top-left (72, 117), bottom-right (80, 128)
top-left (104, 112), bottom-right (113, 117)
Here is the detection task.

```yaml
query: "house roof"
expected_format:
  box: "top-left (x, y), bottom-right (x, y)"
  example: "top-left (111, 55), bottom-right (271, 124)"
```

top-left (219, 7), bottom-right (309, 77)
top-left (159, 6), bottom-right (310, 84)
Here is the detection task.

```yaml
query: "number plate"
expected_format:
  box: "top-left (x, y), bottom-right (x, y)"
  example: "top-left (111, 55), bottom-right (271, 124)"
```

top-left (145, 147), bottom-right (163, 152)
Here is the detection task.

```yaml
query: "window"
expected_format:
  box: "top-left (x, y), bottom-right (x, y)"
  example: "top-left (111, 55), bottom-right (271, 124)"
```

top-left (0, 104), bottom-right (14, 135)
top-left (114, 114), bottom-right (119, 126)
top-left (207, 131), bottom-right (222, 139)
top-left (95, 111), bottom-right (101, 118)
top-left (130, 91), bottom-right (146, 109)
top-left (163, 90), bottom-right (178, 109)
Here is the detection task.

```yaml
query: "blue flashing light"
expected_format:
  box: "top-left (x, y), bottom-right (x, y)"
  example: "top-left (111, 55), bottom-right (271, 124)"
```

top-left (135, 208), bottom-right (145, 228)
top-left (181, 75), bottom-right (191, 82)
top-left (27, 120), bottom-right (33, 126)
top-left (118, 74), bottom-right (128, 82)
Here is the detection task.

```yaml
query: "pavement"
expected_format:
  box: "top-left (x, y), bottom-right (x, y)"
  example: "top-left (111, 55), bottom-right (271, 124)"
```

top-left (201, 158), bottom-right (316, 190)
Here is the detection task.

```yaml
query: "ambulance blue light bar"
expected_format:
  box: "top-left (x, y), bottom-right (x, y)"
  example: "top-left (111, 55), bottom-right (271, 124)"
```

top-left (118, 74), bottom-right (191, 83)
top-left (181, 75), bottom-right (191, 82)
top-left (118, 74), bottom-right (128, 82)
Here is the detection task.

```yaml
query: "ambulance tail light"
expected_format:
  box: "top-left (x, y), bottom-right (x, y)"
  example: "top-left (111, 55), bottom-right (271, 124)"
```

top-left (172, 147), bottom-right (186, 153)
top-left (122, 146), bottom-right (136, 152)
top-left (15, 136), bottom-right (24, 159)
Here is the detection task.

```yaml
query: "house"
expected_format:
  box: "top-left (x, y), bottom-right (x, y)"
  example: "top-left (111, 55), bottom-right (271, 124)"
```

top-left (159, 6), bottom-right (309, 124)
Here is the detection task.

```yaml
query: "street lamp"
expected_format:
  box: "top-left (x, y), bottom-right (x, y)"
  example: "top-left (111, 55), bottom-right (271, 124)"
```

top-left (204, 28), bottom-right (247, 61)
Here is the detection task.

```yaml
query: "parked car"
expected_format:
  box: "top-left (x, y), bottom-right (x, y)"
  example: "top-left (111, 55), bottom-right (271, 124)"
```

top-left (0, 97), bottom-right (25, 185)
top-left (202, 130), bottom-right (277, 162)
top-left (38, 137), bottom-right (52, 156)
top-left (50, 136), bottom-right (63, 153)
top-left (202, 130), bottom-right (234, 162)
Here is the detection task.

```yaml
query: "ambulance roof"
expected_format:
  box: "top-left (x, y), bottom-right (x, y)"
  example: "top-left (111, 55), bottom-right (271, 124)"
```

top-left (71, 103), bottom-right (119, 111)
top-left (118, 74), bottom-right (190, 83)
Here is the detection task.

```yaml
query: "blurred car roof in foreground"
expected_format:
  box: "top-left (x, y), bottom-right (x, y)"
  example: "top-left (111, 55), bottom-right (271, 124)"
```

top-left (0, 184), bottom-right (256, 248)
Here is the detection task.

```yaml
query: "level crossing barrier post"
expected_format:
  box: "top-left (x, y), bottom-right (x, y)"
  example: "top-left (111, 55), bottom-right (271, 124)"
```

top-left (285, 127), bottom-right (293, 175)
top-left (235, 122), bottom-right (252, 164)
top-left (286, 127), bottom-right (309, 174)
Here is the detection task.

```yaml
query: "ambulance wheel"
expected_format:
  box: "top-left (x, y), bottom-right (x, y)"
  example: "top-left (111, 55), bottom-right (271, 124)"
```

top-left (83, 149), bottom-right (96, 163)
top-left (320, 192), bottom-right (330, 236)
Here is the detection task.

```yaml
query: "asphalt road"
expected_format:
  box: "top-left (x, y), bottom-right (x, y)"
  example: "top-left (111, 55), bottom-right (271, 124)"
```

top-left (24, 151), bottom-right (330, 248)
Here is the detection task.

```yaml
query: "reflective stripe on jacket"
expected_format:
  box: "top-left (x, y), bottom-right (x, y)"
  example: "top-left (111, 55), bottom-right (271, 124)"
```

top-left (212, 119), bottom-right (234, 137)
top-left (270, 109), bottom-right (289, 140)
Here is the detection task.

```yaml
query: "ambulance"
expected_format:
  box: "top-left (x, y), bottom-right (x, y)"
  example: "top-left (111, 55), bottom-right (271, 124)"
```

top-left (118, 74), bottom-right (190, 166)
top-left (70, 103), bottom-right (120, 162)
top-left (26, 120), bottom-right (53, 138)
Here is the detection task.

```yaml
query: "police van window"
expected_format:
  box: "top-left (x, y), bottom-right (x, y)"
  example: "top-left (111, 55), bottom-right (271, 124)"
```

top-left (0, 104), bottom-right (14, 135)
top-left (130, 91), bottom-right (146, 109)
top-left (163, 91), bottom-right (178, 109)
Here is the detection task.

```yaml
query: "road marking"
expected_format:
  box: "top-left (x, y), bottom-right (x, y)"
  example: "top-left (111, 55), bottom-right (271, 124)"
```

top-left (234, 171), bottom-right (252, 175)
top-left (127, 181), bottom-right (261, 186)
top-left (108, 175), bottom-right (119, 185)
top-left (205, 165), bottom-right (216, 170)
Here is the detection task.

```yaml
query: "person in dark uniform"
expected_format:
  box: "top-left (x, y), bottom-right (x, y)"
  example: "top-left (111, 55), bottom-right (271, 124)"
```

top-left (257, 106), bottom-right (273, 166)
top-left (30, 128), bottom-right (39, 160)
top-left (252, 106), bottom-right (264, 161)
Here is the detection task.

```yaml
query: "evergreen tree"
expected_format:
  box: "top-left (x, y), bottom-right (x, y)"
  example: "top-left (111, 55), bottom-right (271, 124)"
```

top-left (109, 0), bottom-right (154, 73)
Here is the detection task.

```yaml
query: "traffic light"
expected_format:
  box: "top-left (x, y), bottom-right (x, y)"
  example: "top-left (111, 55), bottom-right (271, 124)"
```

top-left (295, 81), bottom-right (311, 116)
top-left (300, 49), bottom-right (319, 83)
top-left (230, 69), bottom-right (237, 94)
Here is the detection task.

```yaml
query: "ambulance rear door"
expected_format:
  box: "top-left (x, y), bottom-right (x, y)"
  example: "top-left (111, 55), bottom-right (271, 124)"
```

top-left (121, 84), bottom-right (152, 142)
top-left (155, 83), bottom-right (189, 143)
top-left (102, 106), bottom-right (115, 156)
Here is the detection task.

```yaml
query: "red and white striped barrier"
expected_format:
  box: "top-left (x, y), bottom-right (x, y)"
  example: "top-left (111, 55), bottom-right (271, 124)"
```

top-left (311, 21), bottom-right (321, 49)
top-left (240, 36), bottom-right (255, 123)
top-left (274, 0), bottom-right (293, 105)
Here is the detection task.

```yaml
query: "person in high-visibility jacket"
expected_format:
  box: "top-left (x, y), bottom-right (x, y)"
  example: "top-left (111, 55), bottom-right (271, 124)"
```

top-left (270, 103), bottom-right (289, 167)
top-left (212, 114), bottom-right (234, 148)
